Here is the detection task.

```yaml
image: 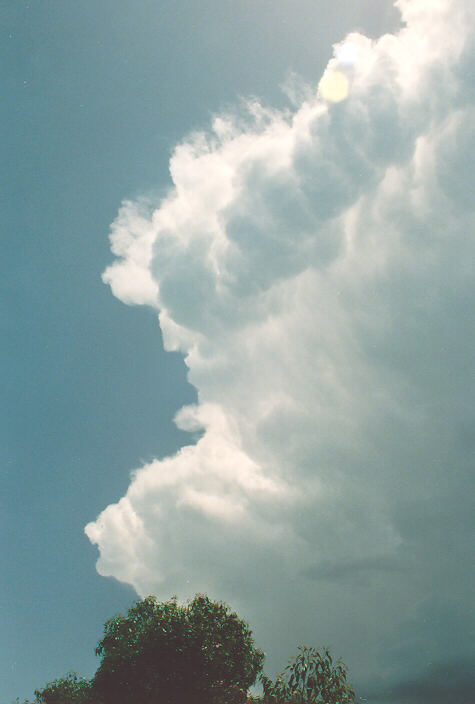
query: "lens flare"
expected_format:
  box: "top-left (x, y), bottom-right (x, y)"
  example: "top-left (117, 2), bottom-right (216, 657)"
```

top-left (318, 70), bottom-right (349, 103)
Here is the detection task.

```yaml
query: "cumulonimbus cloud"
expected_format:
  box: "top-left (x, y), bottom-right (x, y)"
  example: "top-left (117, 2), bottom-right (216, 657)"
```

top-left (86, 0), bottom-right (474, 698)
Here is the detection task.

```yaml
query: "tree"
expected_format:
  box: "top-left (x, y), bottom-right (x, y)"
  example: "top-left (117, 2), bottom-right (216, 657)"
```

top-left (91, 594), bottom-right (264, 704)
top-left (260, 646), bottom-right (358, 704)
top-left (32, 672), bottom-right (92, 704)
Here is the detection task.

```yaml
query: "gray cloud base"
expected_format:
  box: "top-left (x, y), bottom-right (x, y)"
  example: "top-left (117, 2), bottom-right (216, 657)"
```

top-left (86, 0), bottom-right (475, 700)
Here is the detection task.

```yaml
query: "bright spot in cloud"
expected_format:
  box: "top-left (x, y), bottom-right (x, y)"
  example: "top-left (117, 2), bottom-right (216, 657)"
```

top-left (336, 41), bottom-right (357, 65)
top-left (318, 69), bottom-right (349, 102)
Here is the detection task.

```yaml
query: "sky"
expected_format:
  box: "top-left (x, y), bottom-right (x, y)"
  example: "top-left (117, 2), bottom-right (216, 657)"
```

top-left (2, 1), bottom-right (474, 703)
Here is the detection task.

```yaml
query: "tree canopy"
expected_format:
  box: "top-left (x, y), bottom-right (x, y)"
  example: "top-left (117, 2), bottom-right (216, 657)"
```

top-left (260, 646), bottom-right (358, 704)
top-left (25, 595), bottom-right (359, 704)
top-left (32, 672), bottom-right (91, 704)
top-left (91, 594), bottom-right (264, 704)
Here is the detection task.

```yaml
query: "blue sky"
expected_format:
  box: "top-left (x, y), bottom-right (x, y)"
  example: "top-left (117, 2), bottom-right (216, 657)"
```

top-left (2, 2), bottom-right (474, 703)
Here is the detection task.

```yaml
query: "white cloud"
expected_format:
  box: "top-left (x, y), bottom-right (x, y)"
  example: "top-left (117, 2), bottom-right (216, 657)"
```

top-left (86, 0), bottom-right (474, 698)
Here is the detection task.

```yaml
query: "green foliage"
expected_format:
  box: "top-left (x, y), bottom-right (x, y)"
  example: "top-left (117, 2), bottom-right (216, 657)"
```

top-left (32, 672), bottom-right (92, 704)
top-left (91, 593), bottom-right (264, 704)
top-left (260, 646), bottom-right (358, 704)
top-left (21, 598), bottom-right (359, 704)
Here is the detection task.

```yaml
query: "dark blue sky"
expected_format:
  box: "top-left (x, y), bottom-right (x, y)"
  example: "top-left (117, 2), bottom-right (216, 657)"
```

top-left (2, 1), bottom-right (406, 700)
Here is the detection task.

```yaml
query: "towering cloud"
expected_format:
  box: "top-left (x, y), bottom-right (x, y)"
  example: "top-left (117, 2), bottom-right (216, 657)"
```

top-left (86, 0), bottom-right (474, 700)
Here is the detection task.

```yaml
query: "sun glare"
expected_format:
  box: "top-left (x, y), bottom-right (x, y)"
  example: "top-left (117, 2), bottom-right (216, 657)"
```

top-left (318, 70), bottom-right (349, 102)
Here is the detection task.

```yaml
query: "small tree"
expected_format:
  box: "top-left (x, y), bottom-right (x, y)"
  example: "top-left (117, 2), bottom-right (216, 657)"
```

top-left (33, 672), bottom-right (92, 704)
top-left (260, 646), bottom-right (358, 704)
top-left (91, 594), bottom-right (264, 704)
